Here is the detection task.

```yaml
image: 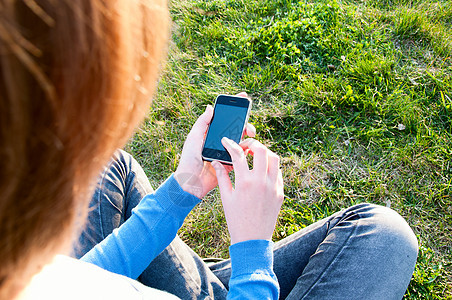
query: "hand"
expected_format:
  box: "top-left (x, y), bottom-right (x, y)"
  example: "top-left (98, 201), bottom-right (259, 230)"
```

top-left (212, 138), bottom-right (284, 244)
top-left (174, 92), bottom-right (255, 199)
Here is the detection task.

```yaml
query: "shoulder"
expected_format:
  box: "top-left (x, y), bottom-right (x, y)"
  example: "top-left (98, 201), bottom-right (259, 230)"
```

top-left (21, 255), bottom-right (179, 300)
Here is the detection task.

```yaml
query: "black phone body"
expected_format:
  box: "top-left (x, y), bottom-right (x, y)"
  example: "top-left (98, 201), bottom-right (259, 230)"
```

top-left (202, 94), bottom-right (252, 164)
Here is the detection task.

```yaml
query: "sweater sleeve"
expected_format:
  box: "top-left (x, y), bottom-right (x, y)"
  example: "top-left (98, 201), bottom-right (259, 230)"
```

top-left (227, 240), bottom-right (280, 299)
top-left (81, 174), bottom-right (200, 279)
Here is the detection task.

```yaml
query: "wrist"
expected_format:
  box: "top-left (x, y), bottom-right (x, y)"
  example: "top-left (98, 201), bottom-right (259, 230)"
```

top-left (230, 234), bottom-right (273, 245)
top-left (174, 171), bottom-right (204, 199)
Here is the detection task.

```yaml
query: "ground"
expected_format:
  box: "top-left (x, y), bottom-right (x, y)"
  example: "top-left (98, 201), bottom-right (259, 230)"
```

top-left (126, 0), bottom-right (452, 298)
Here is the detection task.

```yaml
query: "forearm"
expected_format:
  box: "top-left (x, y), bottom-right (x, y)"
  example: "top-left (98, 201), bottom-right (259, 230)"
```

top-left (81, 174), bottom-right (200, 279)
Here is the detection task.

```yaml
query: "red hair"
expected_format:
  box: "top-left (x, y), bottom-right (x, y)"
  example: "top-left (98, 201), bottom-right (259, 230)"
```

top-left (0, 0), bottom-right (169, 298)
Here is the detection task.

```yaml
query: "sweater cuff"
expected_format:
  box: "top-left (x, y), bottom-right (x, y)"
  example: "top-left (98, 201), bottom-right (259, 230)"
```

top-left (229, 240), bottom-right (274, 279)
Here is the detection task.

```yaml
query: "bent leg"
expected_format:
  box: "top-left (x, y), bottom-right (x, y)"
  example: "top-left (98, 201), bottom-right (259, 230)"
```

top-left (139, 236), bottom-right (227, 299)
top-left (279, 203), bottom-right (418, 299)
top-left (72, 150), bottom-right (227, 299)
top-left (210, 203), bottom-right (418, 300)
top-left (73, 150), bottom-right (152, 257)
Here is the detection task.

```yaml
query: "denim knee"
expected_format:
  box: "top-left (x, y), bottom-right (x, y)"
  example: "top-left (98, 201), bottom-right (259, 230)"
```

top-left (350, 203), bottom-right (419, 265)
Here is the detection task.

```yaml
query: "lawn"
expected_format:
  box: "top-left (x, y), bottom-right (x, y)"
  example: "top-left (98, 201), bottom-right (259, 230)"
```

top-left (126, 0), bottom-right (452, 298)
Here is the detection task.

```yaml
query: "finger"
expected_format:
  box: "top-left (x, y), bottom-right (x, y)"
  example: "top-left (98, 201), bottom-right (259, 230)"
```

top-left (276, 169), bottom-right (284, 201)
top-left (221, 137), bottom-right (248, 176)
top-left (267, 151), bottom-right (281, 182)
top-left (186, 105), bottom-right (213, 143)
top-left (236, 92), bottom-right (248, 98)
top-left (240, 138), bottom-right (268, 176)
top-left (212, 161), bottom-right (232, 197)
top-left (242, 123), bottom-right (256, 138)
top-left (201, 161), bottom-right (219, 182)
top-left (224, 164), bottom-right (234, 173)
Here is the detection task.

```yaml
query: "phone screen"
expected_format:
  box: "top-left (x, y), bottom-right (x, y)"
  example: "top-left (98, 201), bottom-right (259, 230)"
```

top-left (204, 104), bottom-right (248, 150)
top-left (202, 95), bottom-right (250, 163)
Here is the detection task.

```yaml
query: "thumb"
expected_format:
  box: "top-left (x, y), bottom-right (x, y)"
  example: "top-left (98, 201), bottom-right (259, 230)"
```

top-left (182, 105), bottom-right (214, 155)
top-left (212, 161), bottom-right (232, 197)
top-left (190, 105), bottom-right (213, 138)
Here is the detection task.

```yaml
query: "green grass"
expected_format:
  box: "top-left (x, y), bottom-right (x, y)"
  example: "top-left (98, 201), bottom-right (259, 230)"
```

top-left (126, 0), bottom-right (452, 297)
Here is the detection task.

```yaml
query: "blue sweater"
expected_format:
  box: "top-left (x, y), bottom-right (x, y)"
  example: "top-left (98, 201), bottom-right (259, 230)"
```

top-left (81, 174), bottom-right (279, 299)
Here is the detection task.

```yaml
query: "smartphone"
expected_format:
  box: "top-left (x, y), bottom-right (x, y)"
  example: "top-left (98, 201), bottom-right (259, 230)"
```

top-left (202, 94), bottom-right (252, 164)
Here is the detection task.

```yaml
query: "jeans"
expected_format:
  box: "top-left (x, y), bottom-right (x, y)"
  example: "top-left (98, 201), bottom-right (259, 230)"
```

top-left (73, 150), bottom-right (418, 299)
